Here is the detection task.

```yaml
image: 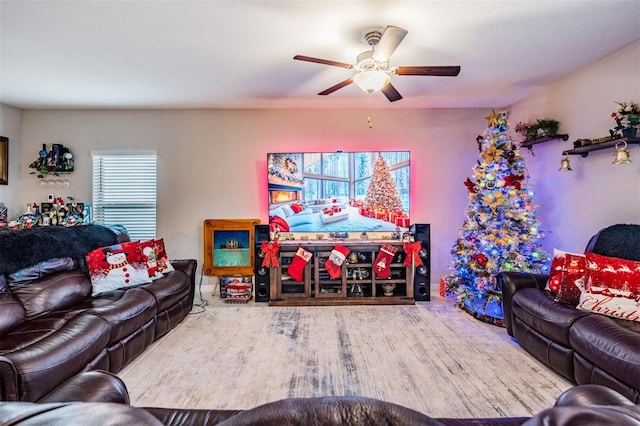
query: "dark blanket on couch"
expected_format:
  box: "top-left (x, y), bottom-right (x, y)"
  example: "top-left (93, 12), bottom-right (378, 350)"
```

top-left (585, 224), bottom-right (640, 261)
top-left (0, 225), bottom-right (123, 275)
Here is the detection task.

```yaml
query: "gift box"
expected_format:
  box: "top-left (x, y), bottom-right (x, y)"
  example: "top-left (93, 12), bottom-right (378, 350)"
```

top-left (395, 217), bottom-right (410, 227)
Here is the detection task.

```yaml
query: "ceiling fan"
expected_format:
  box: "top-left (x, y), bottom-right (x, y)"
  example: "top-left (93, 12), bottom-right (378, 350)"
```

top-left (294, 25), bottom-right (461, 102)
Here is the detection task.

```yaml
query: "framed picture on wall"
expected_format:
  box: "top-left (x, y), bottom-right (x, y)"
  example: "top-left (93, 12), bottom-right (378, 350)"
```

top-left (203, 218), bottom-right (261, 276)
top-left (0, 136), bottom-right (8, 185)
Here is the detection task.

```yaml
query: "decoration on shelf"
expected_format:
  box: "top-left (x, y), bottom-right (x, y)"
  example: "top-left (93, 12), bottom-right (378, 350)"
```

top-left (29, 144), bottom-right (74, 179)
top-left (382, 283), bottom-right (397, 296)
top-left (516, 118), bottom-right (560, 141)
top-left (287, 246), bottom-right (312, 281)
top-left (610, 101), bottom-right (639, 139)
top-left (325, 244), bottom-right (351, 279)
top-left (559, 154), bottom-right (573, 171)
top-left (613, 141), bottom-right (632, 165)
top-left (373, 243), bottom-right (398, 279)
top-left (443, 109), bottom-right (550, 326)
top-left (260, 240), bottom-right (280, 267)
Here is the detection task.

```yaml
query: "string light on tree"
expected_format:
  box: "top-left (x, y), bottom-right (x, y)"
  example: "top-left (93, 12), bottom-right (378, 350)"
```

top-left (443, 110), bottom-right (550, 326)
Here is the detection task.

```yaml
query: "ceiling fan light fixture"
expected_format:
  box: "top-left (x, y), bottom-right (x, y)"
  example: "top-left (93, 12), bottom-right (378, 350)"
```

top-left (353, 70), bottom-right (390, 94)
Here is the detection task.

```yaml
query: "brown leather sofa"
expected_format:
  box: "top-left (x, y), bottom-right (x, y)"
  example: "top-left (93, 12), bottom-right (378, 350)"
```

top-left (0, 225), bottom-right (197, 402)
top-left (498, 224), bottom-right (640, 404)
top-left (0, 370), bottom-right (639, 425)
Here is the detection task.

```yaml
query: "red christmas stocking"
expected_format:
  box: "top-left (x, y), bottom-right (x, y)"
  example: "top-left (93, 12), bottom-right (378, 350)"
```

top-left (287, 246), bottom-right (312, 281)
top-left (325, 244), bottom-right (350, 279)
top-left (374, 244), bottom-right (398, 279)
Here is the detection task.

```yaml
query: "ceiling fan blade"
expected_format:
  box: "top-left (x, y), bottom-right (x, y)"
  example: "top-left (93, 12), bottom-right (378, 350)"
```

top-left (372, 25), bottom-right (408, 62)
top-left (318, 78), bottom-right (354, 95)
top-left (381, 82), bottom-right (403, 102)
top-left (293, 55), bottom-right (353, 69)
top-left (395, 65), bottom-right (461, 76)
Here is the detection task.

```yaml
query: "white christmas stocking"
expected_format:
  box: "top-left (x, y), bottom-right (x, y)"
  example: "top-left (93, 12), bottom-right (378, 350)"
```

top-left (374, 244), bottom-right (398, 279)
top-left (325, 244), bottom-right (350, 279)
top-left (287, 246), bottom-right (312, 281)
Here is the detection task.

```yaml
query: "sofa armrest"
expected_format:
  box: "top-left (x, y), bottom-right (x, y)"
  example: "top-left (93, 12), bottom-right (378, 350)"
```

top-left (169, 259), bottom-right (197, 308)
top-left (554, 384), bottom-right (635, 407)
top-left (37, 371), bottom-right (130, 405)
top-left (496, 271), bottom-right (549, 337)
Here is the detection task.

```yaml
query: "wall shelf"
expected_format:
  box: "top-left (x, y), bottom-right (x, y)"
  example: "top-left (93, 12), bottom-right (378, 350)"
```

top-left (520, 134), bottom-right (569, 149)
top-left (564, 137), bottom-right (640, 157)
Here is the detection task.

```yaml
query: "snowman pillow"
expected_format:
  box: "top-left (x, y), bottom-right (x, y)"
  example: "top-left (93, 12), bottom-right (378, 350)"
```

top-left (86, 241), bottom-right (152, 295)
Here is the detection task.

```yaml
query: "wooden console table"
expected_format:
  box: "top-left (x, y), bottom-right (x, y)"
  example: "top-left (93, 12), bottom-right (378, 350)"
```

top-left (269, 240), bottom-right (417, 306)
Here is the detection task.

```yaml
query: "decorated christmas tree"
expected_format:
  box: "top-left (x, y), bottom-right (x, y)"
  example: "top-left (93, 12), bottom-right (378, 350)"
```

top-left (365, 156), bottom-right (402, 211)
top-left (443, 110), bottom-right (550, 325)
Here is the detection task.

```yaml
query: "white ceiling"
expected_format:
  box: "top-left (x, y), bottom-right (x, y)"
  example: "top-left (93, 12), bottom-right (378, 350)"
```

top-left (1, 0), bottom-right (639, 110)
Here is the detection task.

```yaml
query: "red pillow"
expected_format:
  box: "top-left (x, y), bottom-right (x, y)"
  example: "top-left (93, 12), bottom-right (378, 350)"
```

top-left (154, 238), bottom-right (175, 274)
top-left (86, 241), bottom-right (151, 295)
top-left (584, 252), bottom-right (640, 294)
top-left (141, 238), bottom-right (175, 279)
top-left (269, 215), bottom-right (290, 232)
top-left (546, 248), bottom-right (580, 294)
top-left (554, 253), bottom-right (586, 306)
top-left (290, 203), bottom-right (303, 214)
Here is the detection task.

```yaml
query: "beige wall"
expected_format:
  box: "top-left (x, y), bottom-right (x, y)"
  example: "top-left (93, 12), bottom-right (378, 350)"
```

top-left (509, 40), bottom-right (640, 254)
top-left (5, 39), bottom-right (640, 287)
top-left (0, 103), bottom-right (22, 219)
top-left (16, 108), bottom-right (487, 284)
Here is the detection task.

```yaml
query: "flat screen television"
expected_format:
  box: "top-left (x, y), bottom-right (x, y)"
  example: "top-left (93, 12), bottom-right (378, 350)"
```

top-left (267, 151), bottom-right (410, 234)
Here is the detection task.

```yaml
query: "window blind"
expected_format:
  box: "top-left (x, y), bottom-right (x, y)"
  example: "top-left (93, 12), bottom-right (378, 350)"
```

top-left (92, 153), bottom-right (157, 241)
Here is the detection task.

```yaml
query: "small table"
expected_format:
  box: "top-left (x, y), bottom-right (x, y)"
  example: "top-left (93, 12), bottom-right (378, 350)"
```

top-left (320, 210), bottom-right (349, 224)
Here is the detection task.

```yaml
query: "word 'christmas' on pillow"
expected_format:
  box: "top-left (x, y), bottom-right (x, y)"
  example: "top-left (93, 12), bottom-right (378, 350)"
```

top-left (86, 241), bottom-right (151, 295)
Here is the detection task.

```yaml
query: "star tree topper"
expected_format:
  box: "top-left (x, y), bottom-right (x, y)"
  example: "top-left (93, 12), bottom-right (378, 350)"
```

top-left (485, 109), bottom-right (502, 127)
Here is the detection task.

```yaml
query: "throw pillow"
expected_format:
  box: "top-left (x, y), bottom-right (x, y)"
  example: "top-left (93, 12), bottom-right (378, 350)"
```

top-left (141, 239), bottom-right (163, 280)
top-left (578, 289), bottom-right (640, 322)
top-left (290, 203), bottom-right (303, 214)
top-left (86, 241), bottom-right (151, 295)
top-left (153, 238), bottom-right (175, 274)
top-left (269, 215), bottom-right (290, 232)
top-left (546, 249), bottom-right (581, 294)
top-left (553, 253), bottom-right (587, 306)
top-left (584, 252), bottom-right (640, 294)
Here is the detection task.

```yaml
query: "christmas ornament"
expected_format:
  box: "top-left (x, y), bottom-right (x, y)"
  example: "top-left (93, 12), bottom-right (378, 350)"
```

top-left (403, 241), bottom-right (424, 267)
top-left (464, 177), bottom-right (477, 193)
top-left (374, 244), bottom-right (398, 279)
top-left (325, 244), bottom-right (350, 279)
top-left (287, 246), bottom-right (312, 282)
top-left (504, 173), bottom-right (524, 189)
top-left (485, 109), bottom-right (501, 127)
top-left (260, 240), bottom-right (280, 268)
top-left (613, 141), bottom-right (631, 165)
top-left (559, 155), bottom-right (572, 171)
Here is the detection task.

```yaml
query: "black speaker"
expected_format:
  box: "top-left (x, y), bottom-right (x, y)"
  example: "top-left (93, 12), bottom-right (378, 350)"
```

top-left (254, 224), bottom-right (271, 302)
top-left (410, 223), bottom-right (431, 301)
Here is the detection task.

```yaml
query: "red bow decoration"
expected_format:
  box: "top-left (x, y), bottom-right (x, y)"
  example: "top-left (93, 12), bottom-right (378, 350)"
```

top-left (403, 241), bottom-right (424, 267)
top-left (464, 177), bottom-right (477, 193)
top-left (476, 135), bottom-right (484, 152)
top-left (472, 253), bottom-right (488, 267)
top-left (504, 173), bottom-right (524, 190)
top-left (261, 240), bottom-right (280, 268)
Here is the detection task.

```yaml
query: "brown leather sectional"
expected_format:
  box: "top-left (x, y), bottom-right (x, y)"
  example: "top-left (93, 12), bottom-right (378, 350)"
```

top-left (499, 224), bottom-right (640, 403)
top-left (0, 370), bottom-right (639, 425)
top-left (0, 225), bottom-right (196, 402)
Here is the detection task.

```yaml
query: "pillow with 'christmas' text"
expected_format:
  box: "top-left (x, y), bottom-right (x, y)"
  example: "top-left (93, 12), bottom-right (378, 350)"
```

top-left (86, 241), bottom-right (151, 295)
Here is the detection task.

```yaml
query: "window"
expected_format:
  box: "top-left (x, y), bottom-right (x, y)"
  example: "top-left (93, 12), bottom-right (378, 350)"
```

top-left (92, 152), bottom-right (157, 241)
